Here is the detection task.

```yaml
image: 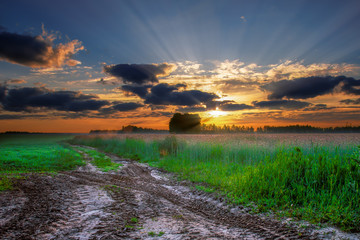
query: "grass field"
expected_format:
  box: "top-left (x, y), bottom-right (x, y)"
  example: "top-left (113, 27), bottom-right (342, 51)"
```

top-left (0, 134), bottom-right (85, 191)
top-left (70, 133), bottom-right (360, 231)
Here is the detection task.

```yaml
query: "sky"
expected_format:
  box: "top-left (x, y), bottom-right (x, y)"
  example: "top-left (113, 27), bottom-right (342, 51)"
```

top-left (1, 0), bottom-right (360, 133)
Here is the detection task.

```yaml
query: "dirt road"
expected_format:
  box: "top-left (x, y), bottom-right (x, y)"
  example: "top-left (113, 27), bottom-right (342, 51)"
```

top-left (0, 146), bottom-right (353, 239)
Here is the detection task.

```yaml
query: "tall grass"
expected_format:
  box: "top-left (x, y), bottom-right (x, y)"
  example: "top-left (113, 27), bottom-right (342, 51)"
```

top-left (70, 135), bottom-right (360, 231)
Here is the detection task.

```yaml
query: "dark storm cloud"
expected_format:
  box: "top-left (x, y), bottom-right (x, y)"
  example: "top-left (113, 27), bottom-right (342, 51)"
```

top-left (150, 83), bottom-right (179, 96)
top-left (0, 31), bottom-right (48, 67)
top-left (1, 87), bottom-right (109, 112)
top-left (144, 83), bottom-right (218, 106)
top-left (0, 29), bottom-right (83, 68)
top-left (303, 104), bottom-right (335, 111)
top-left (103, 63), bottom-right (175, 85)
top-left (0, 84), bottom-right (6, 102)
top-left (340, 98), bottom-right (360, 105)
top-left (64, 100), bottom-right (109, 112)
top-left (112, 102), bottom-right (143, 111)
top-left (143, 111), bottom-right (173, 118)
top-left (205, 100), bottom-right (234, 110)
top-left (262, 76), bottom-right (349, 100)
top-left (252, 100), bottom-right (311, 110)
top-left (121, 85), bottom-right (152, 98)
top-left (341, 78), bottom-right (360, 95)
top-left (220, 103), bottom-right (254, 111)
top-left (0, 114), bottom-right (47, 120)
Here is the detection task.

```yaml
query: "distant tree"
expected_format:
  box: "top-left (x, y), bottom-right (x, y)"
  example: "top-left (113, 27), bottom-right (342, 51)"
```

top-left (169, 113), bottom-right (201, 133)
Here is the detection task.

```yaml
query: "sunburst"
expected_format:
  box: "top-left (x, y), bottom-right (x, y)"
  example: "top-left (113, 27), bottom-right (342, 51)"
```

top-left (208, 107), bottom-right (228, 117)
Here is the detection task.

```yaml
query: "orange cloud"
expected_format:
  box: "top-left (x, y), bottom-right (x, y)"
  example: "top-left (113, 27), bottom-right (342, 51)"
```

top-left (7, 79), bottom-right (27, 84)
top-left (0, 26), bottom-right (84, 68)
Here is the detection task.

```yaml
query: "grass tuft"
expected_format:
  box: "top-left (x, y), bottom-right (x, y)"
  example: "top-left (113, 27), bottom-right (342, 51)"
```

top-left (74, 146), bottom-right (122, 172)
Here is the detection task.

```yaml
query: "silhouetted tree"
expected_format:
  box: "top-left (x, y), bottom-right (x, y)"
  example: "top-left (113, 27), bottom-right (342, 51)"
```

top-left (169, 113), bottom-right (201, 133)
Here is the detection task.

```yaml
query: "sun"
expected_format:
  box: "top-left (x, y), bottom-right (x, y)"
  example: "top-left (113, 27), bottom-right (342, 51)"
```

top-left (208, 108), bottom-right (228, 117)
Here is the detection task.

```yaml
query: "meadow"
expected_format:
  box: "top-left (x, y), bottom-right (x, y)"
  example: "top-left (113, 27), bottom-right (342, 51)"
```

top-left (70, 133), bottom-right (360, 231)
top-left (0, 134), bottom-right (85, 191)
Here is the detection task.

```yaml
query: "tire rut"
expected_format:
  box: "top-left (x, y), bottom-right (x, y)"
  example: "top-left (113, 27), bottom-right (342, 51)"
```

top-left (0, 146), bottom-right (324, 239)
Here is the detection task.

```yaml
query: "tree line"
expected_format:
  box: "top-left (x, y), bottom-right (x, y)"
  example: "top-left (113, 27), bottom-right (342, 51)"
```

top-left (257, 124), bottom-right (360, 133)
top-left (89, 113), bottom-right (360, 134)
top-left (90, 125), bottom-right (168, 134)
top-left (168, 113), bottom-right (360, 133)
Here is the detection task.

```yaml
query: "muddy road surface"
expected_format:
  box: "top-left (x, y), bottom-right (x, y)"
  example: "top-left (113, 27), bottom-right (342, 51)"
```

top-left (0, 146), bottom-right (353, 239)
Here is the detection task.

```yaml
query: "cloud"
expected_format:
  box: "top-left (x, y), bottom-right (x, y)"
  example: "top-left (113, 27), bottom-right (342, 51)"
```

top-left (96, 77), bottom-right (118, 85)
top-left (303, 104), bottom-right (335, 111)
top-left (0, 27), bottom-right (84, 68)
top-left (220, 103), bottom-right (254, 111)
top-left (340, 98), bottom-right (360, 105)
top-left (7, 79), bottom-right (27, 84)
top-left (176, 100), bottom-right (253, 112)
top-left (64, 100), bottom-right (109, 112)
top-left (1, 87), bottom-right (109, 112)
top-left (173, 61), bottom-right (205, 75)
top-left (205, 100), bottom-right (234, 110)
top-left (144, 83), bottom-right (218, 106)
top-left (0, 84), bottom-right (6, 102)
top-left (146, 111), bottom-right (173, 118)
top-left (264, 60), bottom-right (359, 81)
top-left (252, 100), bottom-right (311, 110)
top-left (121, 84), bottom-right (152, 98)
top-left (205, 60), bottom-right (360, 85)
top-left (262, 76), bottom-right (350, 100)
top-left (112, 102), bottom-right (143, 111)
top-left (341, 78), bottom-right (360, 95)
top-left (295, 111), bottom-right (360, 122)
top-left (218, 79), bottom-right (260, 93)
top-left (97, 78), bottom-right (106, 85)
top-left (0, 113), bottom-right (48, 120)
top-left (219, 79), bottom-right (259, 87)
top-left (177, 106), bottom-right (208, 112)
top-left (103, 63), bottom-right (176, 85)
top-left (211, 59), bottom-right (247, 79)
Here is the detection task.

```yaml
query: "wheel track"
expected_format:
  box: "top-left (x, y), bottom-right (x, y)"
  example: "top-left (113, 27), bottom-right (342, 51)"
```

top-left (0, 147), bottom-right (321, 239)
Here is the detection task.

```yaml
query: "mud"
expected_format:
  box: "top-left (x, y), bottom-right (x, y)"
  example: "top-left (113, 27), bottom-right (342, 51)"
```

top-left (1, 146), bottom-right (358, 240)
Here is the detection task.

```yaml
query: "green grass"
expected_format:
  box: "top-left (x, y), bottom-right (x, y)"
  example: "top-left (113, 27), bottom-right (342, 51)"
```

top-left (130, 217), bottom-right (139, 223)
top-left (148, 231), bottom-right (165, 237)
top-left (70, 135), bottom-right (360, 231)
top-left (0, 134), bottom-right (85, 191)
top-left (74, 146), bottom-right (122, 172)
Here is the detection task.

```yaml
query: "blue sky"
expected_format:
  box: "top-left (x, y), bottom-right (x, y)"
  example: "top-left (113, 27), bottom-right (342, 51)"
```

top-left (2, 0), bottom-right (360, 65)
top-left (1, 0), bottom-right (360, 132)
